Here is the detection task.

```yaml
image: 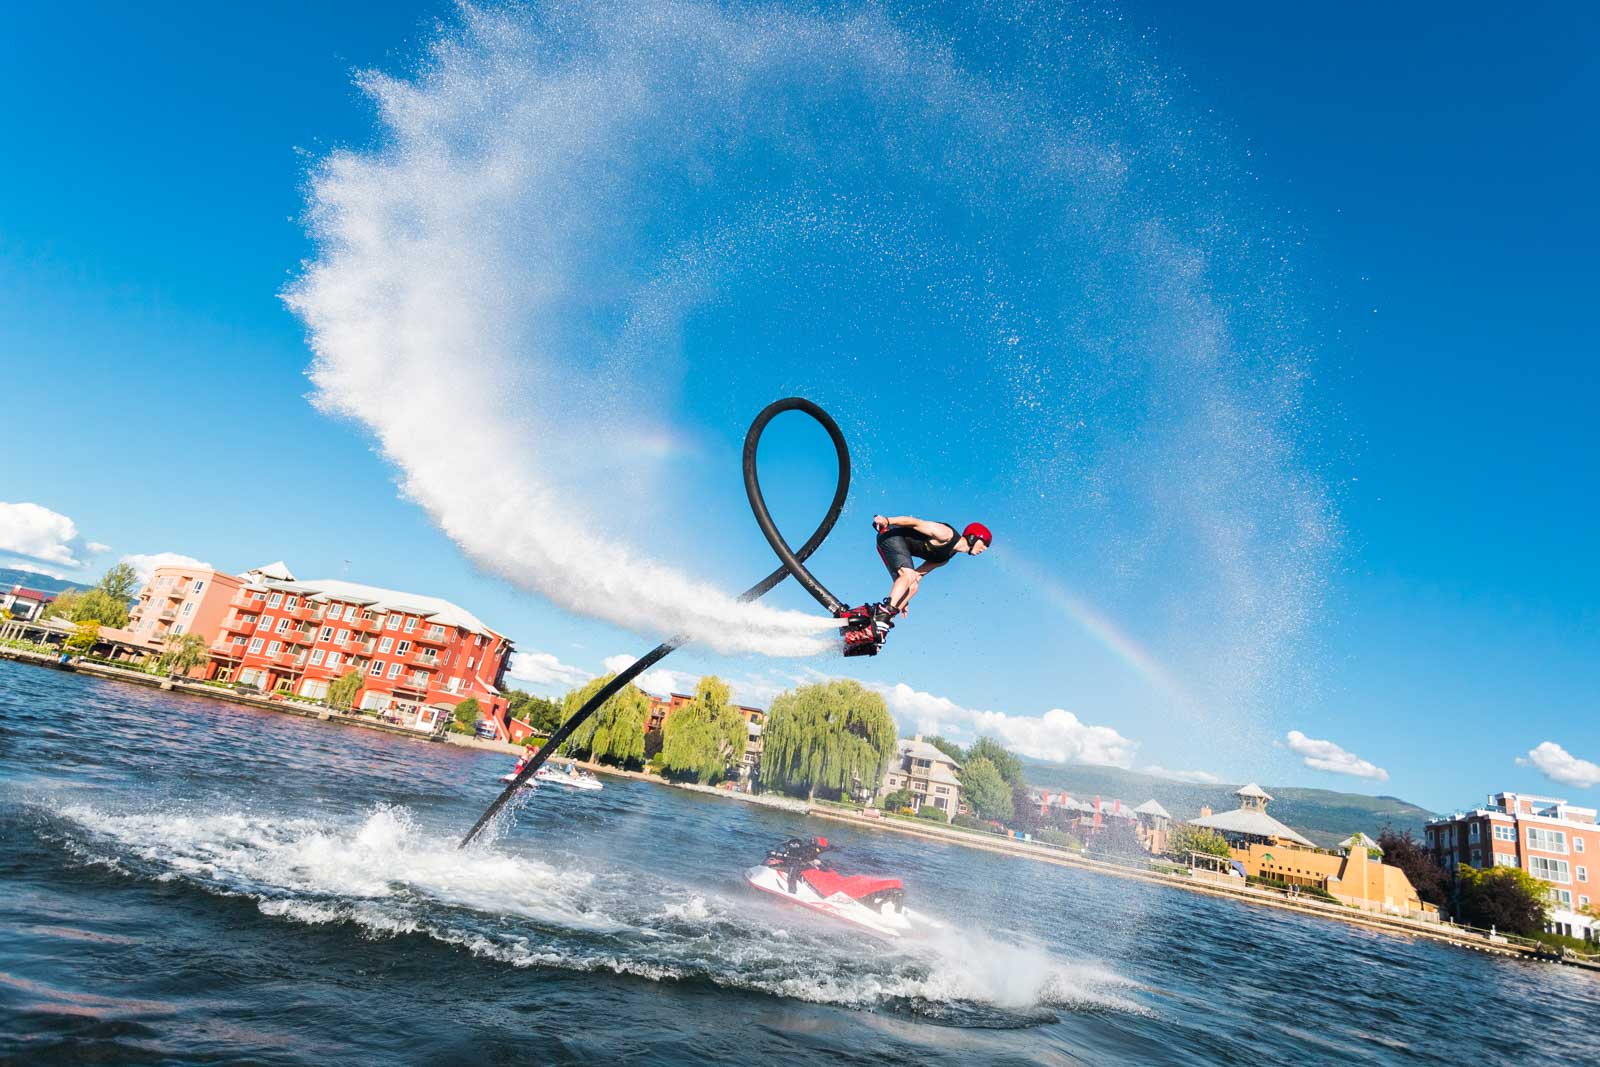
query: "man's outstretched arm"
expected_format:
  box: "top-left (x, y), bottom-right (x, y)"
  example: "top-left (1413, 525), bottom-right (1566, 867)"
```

top-left (873, 514), bottom-right (956, 540)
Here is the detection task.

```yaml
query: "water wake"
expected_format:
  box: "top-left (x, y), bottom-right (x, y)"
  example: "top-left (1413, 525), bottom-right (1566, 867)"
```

top-left (47, 802), bottom-right (1145, 1026)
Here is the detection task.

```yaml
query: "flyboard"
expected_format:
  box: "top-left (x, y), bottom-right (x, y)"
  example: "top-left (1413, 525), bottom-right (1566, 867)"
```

top-left (461, 397), bottom-right (879, 848)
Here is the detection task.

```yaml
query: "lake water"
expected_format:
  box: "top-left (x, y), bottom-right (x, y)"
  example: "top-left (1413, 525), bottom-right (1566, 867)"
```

top-left (2, 657), bottom-right (1596, 1065)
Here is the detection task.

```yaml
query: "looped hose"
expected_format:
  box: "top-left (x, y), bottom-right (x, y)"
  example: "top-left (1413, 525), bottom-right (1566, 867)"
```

top-left (460, 397), bottom-right (850, 847)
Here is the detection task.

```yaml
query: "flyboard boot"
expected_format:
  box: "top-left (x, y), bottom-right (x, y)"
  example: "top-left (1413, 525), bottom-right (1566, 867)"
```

top-left (837, 599), bottom-right (895, 657)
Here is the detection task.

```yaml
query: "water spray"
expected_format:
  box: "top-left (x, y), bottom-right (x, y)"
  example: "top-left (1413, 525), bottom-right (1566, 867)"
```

top-left (461, 396), bottom-right (858, 847)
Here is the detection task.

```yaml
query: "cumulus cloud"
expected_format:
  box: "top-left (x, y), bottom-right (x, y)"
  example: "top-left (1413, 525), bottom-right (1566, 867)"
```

top-left (1285, 730), bottom-right (1389, 781)
top-left (1144, 765), bottom-right (1222, 784)
top-left (1519, 742), bottom-right (1600, 789)
top-left (871, 682), bottom-right (1138, 767)
top-left (86, 541), bottom-right (112, 554)
top-left (119, 552), bottom-right (214, 586)
top-left (603, 654), bottom-right (689, 699)
top-left (506, 650), bottom-right (593, 690)
top-left (0, 501), bottom-right (89, 574)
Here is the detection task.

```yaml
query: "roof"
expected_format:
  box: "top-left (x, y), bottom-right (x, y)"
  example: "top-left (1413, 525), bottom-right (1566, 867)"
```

top-left (1339, 832), bottom-right (1383, 853)
top-left (250, 561), bottom-right (296, 581)
top-left (244, 572), bottom-right (503, 639)
top-left (1133, 799), bottom-right (1172, 819)
top-left (1235, 783), bottom-right (1274, 801)
top-left (1189, 807), bottom-right (1315, 847)
top-left (4, 586), bottom-right (54, 602)
top-left (897, 737), bottom-right (962, 769)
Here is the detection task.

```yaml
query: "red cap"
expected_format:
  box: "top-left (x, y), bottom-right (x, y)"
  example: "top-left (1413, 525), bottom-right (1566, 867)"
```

top-left (816, 837), bottom-right (828, 847)
top-left (963, 522), bottom-right (992, 547)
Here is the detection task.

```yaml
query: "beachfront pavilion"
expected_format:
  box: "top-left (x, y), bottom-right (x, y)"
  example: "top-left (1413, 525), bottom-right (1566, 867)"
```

top-left (1186, 784), bottom-right (1316, 850)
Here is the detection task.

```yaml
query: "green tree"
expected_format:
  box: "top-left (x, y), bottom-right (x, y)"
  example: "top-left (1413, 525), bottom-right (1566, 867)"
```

top-left (559, 675), bottom-right (649, 767)
top-left (452, 696), bottom-right (484, 730)
top-left (658, 676), bottom-right (748, 783)
top-left (960, 756), bottom-right (1014, 822)
top-left (881, 787), bottom-right (915, 811)
top-left (1170, 824), bottom-right (1232, 860)
top-left (506, 688), bottom-right (564, 733)
top-left (97, 563), bottom-right (140, 603)
top-left (1377, 827), bottom-right (1450, 909)
top-left (73, 589), bottom-right (130, 628)
top-left (65, 620), bottom-right (100, 655)
top-left (925, 735), bottom-right (966, 763)
top-left (965, 736), bottom-right (1024, 788)
top-left (327, 669), bottom-right (362, 710)
top-left (1455, 864), bottom-right (1550, 935)
top-left (759, 679), bottom-right (897, 800)
top-left (157, 632), bottom-right (210, 678)
top-left (44, 589), bottom-right (80, 621)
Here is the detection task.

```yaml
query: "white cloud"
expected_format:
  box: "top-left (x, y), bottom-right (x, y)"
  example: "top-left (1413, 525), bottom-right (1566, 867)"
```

top-left (871, 682), bottom-right (1139, 768)
top-left (1144, 764), bottom-right (1222, 784)
top-left (603, 653), bottom-right (688, 699)
top-left (119, 552), bottom-right (214, 586)
top-left (86, 541), bottom-right (112, 554)
top-left (1520, 742), bottom-right (1600, 789)
top-left (506, 650), bottom-right (593, 690)
top-left (1285, 730), bottom-right (1389, 781)
top-left (0, 501), bottom-right (85, 570)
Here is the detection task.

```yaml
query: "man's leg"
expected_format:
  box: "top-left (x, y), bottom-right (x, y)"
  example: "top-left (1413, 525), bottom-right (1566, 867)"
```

top-left (887, 567), bottom-right (921, 612)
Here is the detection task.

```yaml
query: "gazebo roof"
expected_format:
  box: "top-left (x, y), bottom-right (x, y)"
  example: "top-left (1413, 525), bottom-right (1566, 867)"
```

top-left (1133, 799), bottom-right (1172, 819)
top-left (1234, 782), bottom-right (1273, 801)
top-left (1190, 807), bottom-right (1314, 848)
top-left (1339, 831), bottom-right (1383, 854)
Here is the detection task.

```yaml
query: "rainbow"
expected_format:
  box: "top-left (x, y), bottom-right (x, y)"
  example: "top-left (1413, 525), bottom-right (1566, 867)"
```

top-left (995, 550), bottom-right (1199, 716)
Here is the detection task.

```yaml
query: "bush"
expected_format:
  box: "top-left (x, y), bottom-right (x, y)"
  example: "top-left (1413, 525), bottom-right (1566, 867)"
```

top-left (951, 813), bottom-right (992, 832)
top-left (1036, 828), bottom-right (1082, 849)
top-left (914, 805), bottom-right (949, 823)
top-left (881, 787), bottom-right (915, 811)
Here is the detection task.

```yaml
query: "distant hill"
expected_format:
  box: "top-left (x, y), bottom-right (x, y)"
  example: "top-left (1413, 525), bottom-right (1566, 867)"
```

top-left (1020, 760), bottom-right (1435, 850)
top-left (0, 568), bottom-right (91, 597)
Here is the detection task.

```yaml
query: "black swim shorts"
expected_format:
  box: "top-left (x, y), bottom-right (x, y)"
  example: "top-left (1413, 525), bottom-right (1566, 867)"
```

top-left (876, 531), bottom-right (916, 576)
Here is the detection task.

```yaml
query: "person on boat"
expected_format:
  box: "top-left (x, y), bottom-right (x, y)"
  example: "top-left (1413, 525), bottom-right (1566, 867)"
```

top-left (871, 514), bottom-right (991, 620)
top-left (768, 836), bottom-right (831, 894)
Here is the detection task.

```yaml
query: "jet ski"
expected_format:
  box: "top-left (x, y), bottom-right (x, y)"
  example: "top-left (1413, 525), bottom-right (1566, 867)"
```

top-left (743, 838), bottom-right (942, 939)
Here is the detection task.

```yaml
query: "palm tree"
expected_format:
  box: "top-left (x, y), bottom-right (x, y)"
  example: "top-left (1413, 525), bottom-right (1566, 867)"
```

top-left (158, 632), bottom-right (210, 679)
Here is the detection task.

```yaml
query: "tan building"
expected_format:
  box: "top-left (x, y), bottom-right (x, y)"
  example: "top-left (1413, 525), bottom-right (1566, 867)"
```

top-left (878, 735), bottom-right (963, 816)
top-left (1233, 836), bottom-right (1438, 919)
top-left (127, 565), bottom-right (245, 660)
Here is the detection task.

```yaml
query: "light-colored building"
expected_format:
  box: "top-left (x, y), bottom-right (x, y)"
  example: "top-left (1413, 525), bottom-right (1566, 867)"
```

top-left (878, 734), bottom-right (963, 815)
top-left (1427, 792), bottom-right (1600, 941)
top-left (1188, 784), bottom-right (1317, 849)
top-left (1232, 837), bottom-right (1437, 919)
top-left (127, 564), bottom-right (244, 657)
top-left (203, 563), bottom-right (514, 734)
top-left (1133, 799), bottom-right (1172, 853)
top-left (2, 584), bottom-right (56, 622)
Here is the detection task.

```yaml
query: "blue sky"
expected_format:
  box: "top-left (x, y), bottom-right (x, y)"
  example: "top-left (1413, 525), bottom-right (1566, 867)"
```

top-left (2, 1), bottom-right (1595, 812)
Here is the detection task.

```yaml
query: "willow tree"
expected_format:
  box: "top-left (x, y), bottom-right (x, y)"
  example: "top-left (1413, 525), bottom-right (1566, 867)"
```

top-left (760, 679), bottom-right (897, 800)
top-left (659, 676), bottom-right (747, 783)
top-left (559, 674), bottom-right (648, 767)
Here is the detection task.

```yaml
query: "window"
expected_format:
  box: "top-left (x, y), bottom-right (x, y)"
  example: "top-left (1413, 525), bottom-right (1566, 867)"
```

top-left (1529, 856), bottom-right (1571, 883)
top-left (387, 615), bottom-right (401, 630)
top-left (1469, 822), bottom-right (1480, 842)
top-left (257, 616), bottom-right (275, 631)
top-left (337, 629), bottom-right (350, 643)
top-left (1426, 829), bottom-right (1436, 847)
top-left (300, 679), bottom-right (328, 699)
top-left (248, 638), bottom-right (264, 653)
top-left (411, 671), bottom-right (427, 686)
top-left (397, 641), bottom-right (411, 655)
top-left (369, 661), bottom-right (385, 676)
top-left (344, 605), bottom-right (358, 622)
top-left (320, 627), bottom-right (334, 641)
top-left (1494, 824), bottom-right (1515, 842)
top-left (171, 623), bottom-right (184, 635)
top-left (1583, 896), bottom-right (1592, 908)
top-left (1577, 837), bottom-right (1587, 854)
top-left (1550, 887), bottom-right (1574, 908)
top-left (193, 580), bottom-right (205, 594)
top-left (1495, 853), bottom-right (1518, 867)
top-left (404, 617), bottom-right (417, 632)
top-left (468, 656), bottom-right (476, 669)
top-left (361, 609), bottom-right (373, 620)
top-left (388, 662), bottom-right (403, 679)
top-left (310, 649), bottom-right (325, 665)
top-left (429, 625), bottom-right (445, 639)
top-left (1471, 848), bottom-right (1482, 867)
top-left (268, 592), bottom-right (283, 607)
top-left (935, 786), bottom-right (949, 795)
top-left (379, 637), bottom-right (393, 653)
top-left (1528, 828), bottom-right (1568, 854)
top-left (326, 653), bottom-right (341, 670)
top-left (275, 618), bottom-right (290, 633)
top-left (267, 641), bottom-right (281, 655)
top-left (286, 596), bottom-right (298, 610)
top-left (1580, 867), bottom-right (1589, 883)
top-left (181, 602), bottom-right (194, 616)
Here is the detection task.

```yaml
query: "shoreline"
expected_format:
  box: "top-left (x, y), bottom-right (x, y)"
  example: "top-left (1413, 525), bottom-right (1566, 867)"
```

top-left (5, 645), bottom-right (1589, 970)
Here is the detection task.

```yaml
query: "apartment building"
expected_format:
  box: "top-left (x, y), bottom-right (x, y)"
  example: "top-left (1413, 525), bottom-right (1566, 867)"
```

top-left (204, 562), bottom-right (513, 732)
top-left (126, 566), bottom-right (244, 653)
top-left (1427, 792), bottom-right (1599, 941)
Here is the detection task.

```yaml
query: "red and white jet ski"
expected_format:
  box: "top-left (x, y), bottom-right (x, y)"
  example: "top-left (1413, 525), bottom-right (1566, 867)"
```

top-left (744, 839), bottom-right (942, 939)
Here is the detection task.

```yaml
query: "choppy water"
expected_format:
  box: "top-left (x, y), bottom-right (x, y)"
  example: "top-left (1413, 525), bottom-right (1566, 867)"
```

top-left (2, 658), bottom-right (1597, 1065)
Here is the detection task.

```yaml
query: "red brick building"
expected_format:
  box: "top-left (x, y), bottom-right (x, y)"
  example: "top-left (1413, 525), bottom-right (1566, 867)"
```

top-left (204, 562), bottom-right (514, 735)
top-left (1427, 792), bottom-right (1600, 942)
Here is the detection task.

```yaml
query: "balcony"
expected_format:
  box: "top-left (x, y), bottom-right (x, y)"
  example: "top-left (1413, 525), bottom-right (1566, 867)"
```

top-left (350, 617), bottom-right (383, 634)
top-left (229, 593), bottom-right (263, 611)
top-left (158, 609), bottom-right (177, 620)
top-left (393, 676), bottom-right (430, 695)
top-left (286, 603), bottom-right (319, 621)
top-left (224, 614), bottom-right (254, 633)
top-left (411, 651), bottom-right (441, 669)
top-left (272, 651), bottom-right (308, 670)
top-left (283, 629), bottom-right (314, 646)
top-left (413, 628), bottom-right (449, 648)
top-left (210, 641), bottom-right (244, 660)
top-left (166, 588), bottom-right (186, 601)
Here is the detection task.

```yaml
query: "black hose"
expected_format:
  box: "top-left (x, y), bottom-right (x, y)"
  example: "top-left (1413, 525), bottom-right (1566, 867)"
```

top-left (459, 397), bottom-right (851, 847)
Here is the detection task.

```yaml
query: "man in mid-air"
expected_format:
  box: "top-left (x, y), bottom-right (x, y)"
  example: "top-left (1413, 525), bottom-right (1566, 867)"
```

top-left (871, 514), bottom-right (991, 621)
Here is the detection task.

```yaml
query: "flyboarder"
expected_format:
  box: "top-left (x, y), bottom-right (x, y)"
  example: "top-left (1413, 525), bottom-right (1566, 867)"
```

top-left (870, 514), bottom-right (991, 619)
